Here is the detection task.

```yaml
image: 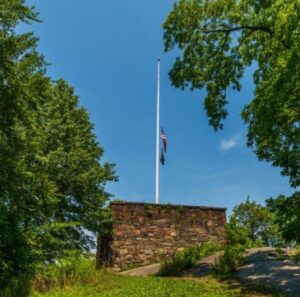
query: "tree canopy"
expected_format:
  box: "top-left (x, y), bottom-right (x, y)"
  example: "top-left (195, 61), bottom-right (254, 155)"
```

top-left (0, 1), bottom-right (116, 295)
top-left (163, 0), bottom-right (300, 188)
top-left (267, 192), bottom-right (300, 243)
top-left (230, 197), bottom-right (281, 246)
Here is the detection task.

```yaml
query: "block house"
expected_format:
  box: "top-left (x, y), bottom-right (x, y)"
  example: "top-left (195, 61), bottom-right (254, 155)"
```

top-left (97, 201), bottom-right (226, 270)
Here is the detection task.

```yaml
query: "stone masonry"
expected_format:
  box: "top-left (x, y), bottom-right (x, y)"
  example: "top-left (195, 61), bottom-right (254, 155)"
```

top-left (103, 202), bottom-right (226, 270)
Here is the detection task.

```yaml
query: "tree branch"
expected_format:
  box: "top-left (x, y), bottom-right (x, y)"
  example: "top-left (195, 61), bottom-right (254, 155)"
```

top-left (201, 25), bottom-right (273, 35)
top-left (209, 31), bottom-right (230, 60)
top-left (188, 24), bottom-right (290, 49)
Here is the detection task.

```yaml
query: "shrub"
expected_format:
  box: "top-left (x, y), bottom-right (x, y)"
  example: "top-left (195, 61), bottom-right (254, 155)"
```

top-left (213, 244), bottom-right (245, 279)
top-left (158, 242), bottom-right (223, 277)
top-left (225, 218), bottom-right (252, 247)
top-left (0, 274), bottom-right (31, 297)
top-left (291, 246), bottom-right (300, 263)
top-left (158, 252), bottom-right (192, 277)
top-left (32, 252), bottom-right (96, 293)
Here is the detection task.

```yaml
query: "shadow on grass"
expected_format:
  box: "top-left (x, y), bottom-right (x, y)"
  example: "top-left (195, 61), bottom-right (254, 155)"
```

top-left (225, 279), bottom-right (288, 297)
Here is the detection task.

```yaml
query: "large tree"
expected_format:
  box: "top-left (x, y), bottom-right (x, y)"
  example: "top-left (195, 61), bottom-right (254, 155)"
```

top-left (163, 0), bottom-right (300, 243)
top-left (163, 0), bottom-right (300, 187)
top-left (0, 1), bottom-right (116, 295)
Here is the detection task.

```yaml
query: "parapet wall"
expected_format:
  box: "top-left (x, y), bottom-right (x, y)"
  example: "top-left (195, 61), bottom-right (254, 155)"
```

top-left (107, 202), bottom-right (226, 270)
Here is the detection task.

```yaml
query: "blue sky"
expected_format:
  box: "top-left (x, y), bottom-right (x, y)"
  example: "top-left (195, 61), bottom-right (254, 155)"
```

top-left (23, 0), bottom-right (293, 214)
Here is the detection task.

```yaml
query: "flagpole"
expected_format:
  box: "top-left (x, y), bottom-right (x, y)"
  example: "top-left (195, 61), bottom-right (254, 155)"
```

top-left (155, 58), bottom-right (160, 204)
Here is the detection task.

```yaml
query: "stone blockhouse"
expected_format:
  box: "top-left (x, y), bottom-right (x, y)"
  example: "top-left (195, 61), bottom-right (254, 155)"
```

top-left (97, 201), bottom-right (226, 270)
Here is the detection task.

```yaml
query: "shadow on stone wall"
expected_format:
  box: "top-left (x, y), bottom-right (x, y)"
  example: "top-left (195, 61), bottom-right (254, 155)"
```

top-left (96, 231), bottom-right (114, 269)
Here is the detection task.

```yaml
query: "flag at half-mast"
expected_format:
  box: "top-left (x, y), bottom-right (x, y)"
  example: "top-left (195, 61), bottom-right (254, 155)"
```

top-left (160, 148), bottom-right (165, 166)
top-left (161, 128), bottom-right (167, 153)
top-left (160, 128), bottom-right (167, 166)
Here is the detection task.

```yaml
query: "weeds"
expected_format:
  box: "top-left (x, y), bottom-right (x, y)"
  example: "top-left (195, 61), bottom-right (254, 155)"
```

top-left (32, 253), bottom-right (96, 293)
top-left (291, 246), bottom-right (300, 263)
top-left (158, 242), bottom-right (223, 276)
top-left (213, 244), bottom-right (245, 279)
top-left (0, 274), bottom-right (32, 297)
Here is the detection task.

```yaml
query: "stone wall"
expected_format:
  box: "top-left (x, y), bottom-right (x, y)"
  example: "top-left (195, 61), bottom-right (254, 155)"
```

top-left (105, 202), bottom-right (226, 270)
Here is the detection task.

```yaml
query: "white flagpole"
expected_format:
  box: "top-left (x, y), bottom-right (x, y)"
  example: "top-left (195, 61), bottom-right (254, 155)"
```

top-left (155, 58), bottom-right (160, 204)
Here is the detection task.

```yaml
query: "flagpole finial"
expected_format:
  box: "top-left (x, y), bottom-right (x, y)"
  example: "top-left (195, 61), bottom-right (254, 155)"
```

top-left (157, 57), bottom-right (160, 61)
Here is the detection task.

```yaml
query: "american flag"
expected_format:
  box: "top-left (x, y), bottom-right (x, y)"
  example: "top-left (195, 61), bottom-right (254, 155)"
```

top-left (161, 128), bottom-right (167, 153)
top-left (160, 149), bottom-right (165, 165)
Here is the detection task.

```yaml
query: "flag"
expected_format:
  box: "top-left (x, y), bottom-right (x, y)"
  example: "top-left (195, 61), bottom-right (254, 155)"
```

top-left (160, 148), bottom-right (165, 165)
top-left (161, 128), bottom-right (167, 152)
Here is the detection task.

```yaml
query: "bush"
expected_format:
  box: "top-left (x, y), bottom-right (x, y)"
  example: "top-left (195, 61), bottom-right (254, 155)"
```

top-left (158, 252), bottom-right (193, 277)
top-left (291, 246), bottom-right (300, 263)
top-left (0, 274), bottom-right (31, 297)
top-left (225, 218), bottom-right (252, 247)
top-left (158, 242), bottom-right (223, 277)
top-left (213, 244), bottom-right (245, 279)
top-left (32, 253), bottom-right (96, 293)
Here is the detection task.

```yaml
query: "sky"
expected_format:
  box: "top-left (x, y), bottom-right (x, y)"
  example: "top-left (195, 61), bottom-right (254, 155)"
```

top-left (22, 0), bottom-right (293, 214)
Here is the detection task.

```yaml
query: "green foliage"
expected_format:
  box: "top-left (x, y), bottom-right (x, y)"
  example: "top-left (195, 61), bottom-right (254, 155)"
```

top-left (32, 253), bottom-right (96, 293)
top-left (213, 197), bottom-right (284, 280)
top-left (0, 1), bottom-right (43, 293)
top-left (1, 274), bottom-right (32, 297)
top-left (144, 204), bottom-right (154, 217)
top-left (177, 206), bottom-right (185, 215)
top-left (31, 270), bottom-right (262, 297)
top-left (291, 246), bottom-right (300, 263)
top-left (110, 199), bottom-right (125, 203)
top-left (0, 1), bottom-right (116, 295)
top-left (158, 242), bottom-right (223, 276)
top-left (214, 217), bottom-right (248, 279)
top-left (231, 197), bottom-right (281, 246)
top-left (196, 242), bottom-right (223, 260)
top-left (225, 217), bottom-right (252, 248)
top-left (212, 198), bottom-right (284, 280)
top-left (30, 253), bottom-right (283, 297)
top-left (213, 245), bottom-right (245, 280)
top-left (163, 0), bottom-right (300, 188)
top-left (267, 192), bottom-right (300, 243)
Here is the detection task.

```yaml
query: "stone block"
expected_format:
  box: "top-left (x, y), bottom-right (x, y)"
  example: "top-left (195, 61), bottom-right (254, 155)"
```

top-left (106, 202), bottom-right (226, 269)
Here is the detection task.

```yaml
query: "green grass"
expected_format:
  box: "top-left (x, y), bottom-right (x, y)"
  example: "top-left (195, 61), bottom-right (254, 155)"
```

top-left (30, 255), bottom-right (284, 297)
top-left (158, 242), bottom-right (223, 276)
top-left (291, 246), bottom-right (300, 263)
top-left (31, 271), bottom-right (283, 297)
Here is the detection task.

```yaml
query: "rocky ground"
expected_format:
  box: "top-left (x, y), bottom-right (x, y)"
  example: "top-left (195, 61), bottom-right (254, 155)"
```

top-left (121, 247), bottom-right (300, 296)
top-left (237, 248), bottom-right (300, 297)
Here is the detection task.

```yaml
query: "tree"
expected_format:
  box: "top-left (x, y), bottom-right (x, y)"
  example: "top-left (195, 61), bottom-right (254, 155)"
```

top-left (163, 0), bottom-right (300, 188)
top-left (0, 1), bottom-right (45, 294)
top-left (267, 192), bottom-right (300, 243)
top-left (0, 1), bottom-right (116, 295)
top-left (225, 216), bottom-right (251, 247)
top-left (23, 76), bottom-right (117, 261)
top-left (231, 197), bottom-right (281, 246)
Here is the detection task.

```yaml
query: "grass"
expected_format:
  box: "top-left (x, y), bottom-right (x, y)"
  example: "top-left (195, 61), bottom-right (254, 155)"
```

top-left (30, 253), bottom-right (286, 297)
top-left (31, 271), bottom-right (285, 297)
top-left (158, 242), bottom-right (223, 276)
top-left (291, 246), bottom-right (300, 263)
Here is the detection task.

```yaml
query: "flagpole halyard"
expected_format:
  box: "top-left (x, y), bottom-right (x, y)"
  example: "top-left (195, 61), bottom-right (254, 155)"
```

top-left (155, 58), bottom-right (160, 205)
